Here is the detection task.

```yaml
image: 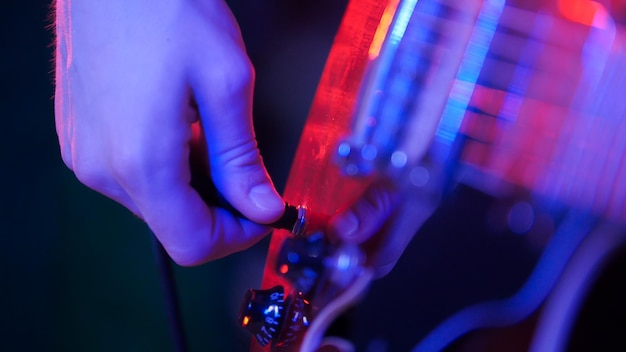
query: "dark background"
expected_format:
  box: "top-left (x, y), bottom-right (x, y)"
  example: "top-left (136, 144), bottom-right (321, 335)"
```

top-left (3, 1), bottom-right (626, 351)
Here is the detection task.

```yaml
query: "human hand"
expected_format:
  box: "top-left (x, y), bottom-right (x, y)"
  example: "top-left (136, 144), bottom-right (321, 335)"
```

top-left (54, 0), bottom-right (284, 265)
top-left (328, 179), bottom-right (437, 278)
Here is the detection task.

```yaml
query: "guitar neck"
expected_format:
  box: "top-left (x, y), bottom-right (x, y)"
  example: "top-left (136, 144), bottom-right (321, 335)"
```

top-left (336, 0), bottom-right (626, 223)
top-left (250, 2), bottom-right (389, 351)
top-left (454, 4), bottom-right (626, 223)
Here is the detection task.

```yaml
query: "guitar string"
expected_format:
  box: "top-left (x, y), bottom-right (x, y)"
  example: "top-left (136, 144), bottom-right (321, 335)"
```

top-left (414, 2), bottom-right (620, 351)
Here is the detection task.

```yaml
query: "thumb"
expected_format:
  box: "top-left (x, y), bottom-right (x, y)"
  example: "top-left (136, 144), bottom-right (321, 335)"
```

top-left (191, 51), bottom-right (284, 224)
top-left (210, 134), bottom-right (284, 224)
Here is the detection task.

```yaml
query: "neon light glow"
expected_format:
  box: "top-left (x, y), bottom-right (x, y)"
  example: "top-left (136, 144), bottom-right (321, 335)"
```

top-left (389, 0), bottom-right (419, 46)
top-left (558, 0), bottom-right (610, 29)
top-left (435, 0), bottom-right (506, 151)
top-left (279, 264), bottom-right (289, 275)
top-left (369, 0), bottom-right (401, 59)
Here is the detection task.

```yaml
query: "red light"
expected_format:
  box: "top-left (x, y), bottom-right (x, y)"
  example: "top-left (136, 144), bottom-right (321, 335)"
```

top-left (558, 0), bottom-right (610, 28)
top-left (368, 0), bottom-right (401, 59)
top-left (279, 264), bottom-right (289, 274)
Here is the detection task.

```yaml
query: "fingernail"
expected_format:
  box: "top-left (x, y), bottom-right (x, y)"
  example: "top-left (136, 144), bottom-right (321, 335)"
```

top-left (249, 184), bottom-right (284, 212)
top-left (333, 212), bottom-right (359, 241)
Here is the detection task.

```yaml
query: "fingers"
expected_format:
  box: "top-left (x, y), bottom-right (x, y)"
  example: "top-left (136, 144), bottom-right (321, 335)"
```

top-left (329, 181), bottom-right (435, 279)
top-left (54, 0), bottom-right (283, 266)
top-left (368, 195), bottom-right (434, 278)
top-left (56, 59), bottom-right (271, 266)
top-left (103, 81), bottom-right (272, 265)
top-left (190, 40), bottom-right (284, 225)
top-left (99, 94), bottom-right (270, 265)
top-left (132, 174), bottom-right (270, 265)
top-left (329, 181), bottom-right (400, 244)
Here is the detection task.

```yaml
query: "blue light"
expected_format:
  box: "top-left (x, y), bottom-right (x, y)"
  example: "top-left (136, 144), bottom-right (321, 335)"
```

top-left (389, 0), bottom-right (419, 46)
top-left (287, 252), bottom-right (300, 264)
top-left (263, 304), bottom-right (281, 318)
top-left (435, 0), bottom-right (505, 156)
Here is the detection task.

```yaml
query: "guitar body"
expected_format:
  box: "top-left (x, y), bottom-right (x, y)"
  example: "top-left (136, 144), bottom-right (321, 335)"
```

top-left (349, 184), bottom-right (626, 351)
top-left (248, 2), bottom-right (387, 351)
top-left (242, 0), bottom-right (626, 351)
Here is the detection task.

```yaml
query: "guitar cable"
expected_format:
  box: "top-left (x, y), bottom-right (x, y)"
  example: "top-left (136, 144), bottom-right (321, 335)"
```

top-left (151, 173), bottom-right (304, 352)
top-left (151, 235), bottom-right (189, 352)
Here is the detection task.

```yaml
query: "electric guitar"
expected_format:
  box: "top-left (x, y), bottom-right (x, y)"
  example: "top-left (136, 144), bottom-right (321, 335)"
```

top-left (238, 0), bottom-right (626, 351)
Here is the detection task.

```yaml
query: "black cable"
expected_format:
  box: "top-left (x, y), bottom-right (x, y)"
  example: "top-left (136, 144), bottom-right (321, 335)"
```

top-left (151, 235), bottom-right (189, 352)
top-left (151, 171), bottom-right (299, 351)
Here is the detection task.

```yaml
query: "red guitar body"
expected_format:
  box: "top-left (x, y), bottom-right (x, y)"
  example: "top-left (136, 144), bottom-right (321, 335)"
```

top-left (248, 3), bottom-right (386, 351)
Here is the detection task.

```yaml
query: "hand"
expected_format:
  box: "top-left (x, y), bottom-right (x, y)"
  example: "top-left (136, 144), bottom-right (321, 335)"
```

top-left (328, 179), bottom-right (437, 278)
top-left (54, 0), bottom-right (284, 265)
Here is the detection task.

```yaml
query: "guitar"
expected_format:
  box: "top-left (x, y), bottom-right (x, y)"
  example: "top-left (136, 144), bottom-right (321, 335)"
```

top-left (238, 0), bottom-right (626, 351)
